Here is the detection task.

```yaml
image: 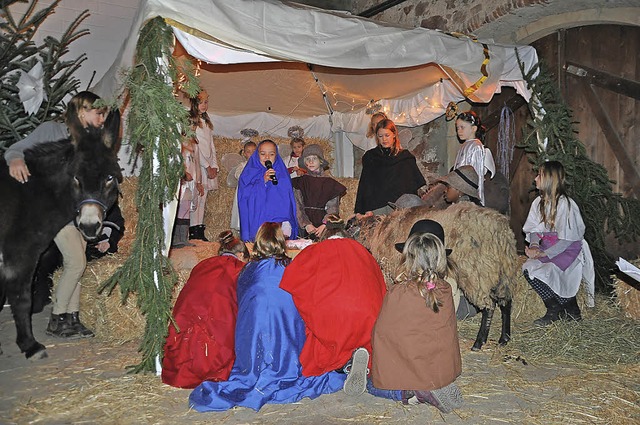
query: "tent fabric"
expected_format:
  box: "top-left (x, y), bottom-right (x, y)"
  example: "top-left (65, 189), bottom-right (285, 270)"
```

top-left (94, 0), bottom-right (539, 149)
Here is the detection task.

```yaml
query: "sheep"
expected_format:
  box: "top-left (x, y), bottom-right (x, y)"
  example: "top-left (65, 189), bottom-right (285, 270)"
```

top-left (354, 201), bottom-right (518, 351)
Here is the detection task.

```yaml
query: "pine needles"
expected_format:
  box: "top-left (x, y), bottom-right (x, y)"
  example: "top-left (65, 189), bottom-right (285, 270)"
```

top-left (100, 17), bottom-right (198, 373)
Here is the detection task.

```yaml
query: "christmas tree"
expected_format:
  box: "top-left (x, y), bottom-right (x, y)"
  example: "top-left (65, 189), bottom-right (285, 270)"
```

top-left (0, 0), bottom-right (89, 150)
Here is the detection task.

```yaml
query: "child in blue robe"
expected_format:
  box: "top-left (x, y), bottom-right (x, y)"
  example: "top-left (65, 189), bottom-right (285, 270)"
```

top-left (237, 140), bottom-right (298, 241)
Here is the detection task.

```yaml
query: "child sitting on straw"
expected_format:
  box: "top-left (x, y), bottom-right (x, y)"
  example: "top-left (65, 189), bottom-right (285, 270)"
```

top-left (189, 222), bottom-right (345, 412)
top-left (291, 144), bottom-right (346, 239)
top-left (162, 230), bottom-right (249, 388)
top-left (366, 220), bottom-right (463, 414)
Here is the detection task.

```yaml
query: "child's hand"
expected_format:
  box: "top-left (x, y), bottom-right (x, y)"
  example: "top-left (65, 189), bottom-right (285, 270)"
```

top-left (314, 224), bottom-right (326, 236)
top-left (264, 168), bottom-right (276, 183)
top-left (196, 182), bottom-right (204, 196)
top-left (206, 166), bottom-right (218, 179)
top-left (296, 167), bottom-right (307, 175)
top-left (9, 158), bottom-right (30, 183)
top-left (525, 245), bottom-right (543, 259)
top-left (96, 240), bottom-right (111, 253)
top-left (184, 171), bottom-right (193, 181)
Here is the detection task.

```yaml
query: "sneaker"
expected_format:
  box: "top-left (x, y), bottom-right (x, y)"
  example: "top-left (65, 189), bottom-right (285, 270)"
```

top-left (430, 383), bottom-right (463, 413)
top-left (343, 348), bottom-right (369, 396)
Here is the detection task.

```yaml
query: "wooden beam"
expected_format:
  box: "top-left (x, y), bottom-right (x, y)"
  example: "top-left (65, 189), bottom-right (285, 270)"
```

top-left (577, 80), bottom-right (640, 195)
top-left (566, 61), bottom-right (640, 101)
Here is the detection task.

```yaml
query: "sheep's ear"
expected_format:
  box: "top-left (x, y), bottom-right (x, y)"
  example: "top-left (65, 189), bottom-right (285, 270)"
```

top-left (102, 108), bottom-right (121, 152)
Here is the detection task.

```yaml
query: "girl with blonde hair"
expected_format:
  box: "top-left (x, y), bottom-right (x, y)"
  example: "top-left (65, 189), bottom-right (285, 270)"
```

top-left (522, 161), bottom-right (595, 325)
top-left (368, 221), bottom-right (463, 414)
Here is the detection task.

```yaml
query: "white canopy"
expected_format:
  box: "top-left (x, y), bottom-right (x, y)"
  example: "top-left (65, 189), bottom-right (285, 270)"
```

top-left (94, 0), bottom-right (539, 150)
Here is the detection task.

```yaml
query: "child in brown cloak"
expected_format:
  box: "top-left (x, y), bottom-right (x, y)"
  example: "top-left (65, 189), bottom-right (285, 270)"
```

top-left (291, 144), bottom-right (346, 239)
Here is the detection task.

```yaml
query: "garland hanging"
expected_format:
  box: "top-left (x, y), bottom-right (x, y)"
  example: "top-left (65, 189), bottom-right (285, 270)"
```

top-left (101, 17), bottom-right (199, 373)
top-left (516, 52), bottom-right (640, 290)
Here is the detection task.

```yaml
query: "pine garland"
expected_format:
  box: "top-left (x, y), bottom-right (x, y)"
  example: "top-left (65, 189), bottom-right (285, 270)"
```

top-left (517, 54), bottom-right (640, 289)
top-left (100, 17), bottom-right (198, 373)
top-left (0, 0), bottom-right (88, 148)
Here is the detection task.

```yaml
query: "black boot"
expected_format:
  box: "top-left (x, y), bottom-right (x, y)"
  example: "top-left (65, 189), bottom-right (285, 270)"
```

top-left (189, 225), bottom-right (198, 240)
top-left (190, 224), bottom-right (209, 241)
top-left (560, 297), bottom-right (582, 321)
top-left (67, 312), bottom-right (95, 338)
top-left (46, 313), bottom-right (79, 338)
top-left (534, 298), bottom-right (562, 326)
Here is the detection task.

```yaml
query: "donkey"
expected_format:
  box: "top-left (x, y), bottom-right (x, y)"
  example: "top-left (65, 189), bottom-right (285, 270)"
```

top-left (0, 109), bottom-right (122, 359)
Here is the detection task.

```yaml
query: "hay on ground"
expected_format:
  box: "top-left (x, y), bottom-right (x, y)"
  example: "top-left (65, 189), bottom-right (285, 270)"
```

top-left (612, 258), bottom-right (640, 321)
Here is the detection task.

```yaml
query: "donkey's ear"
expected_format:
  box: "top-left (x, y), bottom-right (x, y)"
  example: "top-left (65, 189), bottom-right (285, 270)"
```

top-left (102, 108), bottom-right (121, 151)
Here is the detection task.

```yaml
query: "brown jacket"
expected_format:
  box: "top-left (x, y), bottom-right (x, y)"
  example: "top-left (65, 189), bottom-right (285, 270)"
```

top-left (371, 279), bottom-right (462, 390)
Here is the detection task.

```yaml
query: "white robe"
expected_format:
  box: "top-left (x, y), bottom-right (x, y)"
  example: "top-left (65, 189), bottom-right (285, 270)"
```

top-left (522, 196), bottom-right (595, 306)
top-left (454, 138), bottom-right (495, 206)
top-left (195, 124), bottom-right (219, 191)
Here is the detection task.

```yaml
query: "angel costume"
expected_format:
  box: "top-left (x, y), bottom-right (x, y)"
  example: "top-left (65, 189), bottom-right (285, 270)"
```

top-left (191, 121), bottom-right (219, 226)
top-left (453, 138), bottom-right (495, 206)
top-left (522, 196), bottom-right (595, 305)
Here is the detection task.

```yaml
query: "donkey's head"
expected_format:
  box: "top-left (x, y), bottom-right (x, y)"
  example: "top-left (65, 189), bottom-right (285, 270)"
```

top-left (67, 108), bottom-right (123, 240)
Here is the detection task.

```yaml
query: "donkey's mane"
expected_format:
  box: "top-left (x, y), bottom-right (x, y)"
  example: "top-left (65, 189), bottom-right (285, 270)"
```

top-left (23, 138), bottom-right (74, 175)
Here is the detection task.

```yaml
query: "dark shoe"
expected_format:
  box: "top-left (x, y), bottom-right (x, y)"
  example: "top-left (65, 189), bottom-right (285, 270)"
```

top-left (343, 347), bottom-right (369, 396)
top-left (189, 225), bottom-right (209, 241)
top-left (46, 313), bottom-right (79, 338)
top-left (430, 383), bottom-right (463, 413)
top-left (67, 312), bottom-right (95, 338)
top-left (534, 298), bottom-right (562, 326)
top-left (560, 297), bottom-right (582, 321)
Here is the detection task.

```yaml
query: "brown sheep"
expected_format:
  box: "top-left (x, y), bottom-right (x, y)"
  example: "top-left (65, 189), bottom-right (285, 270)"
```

top-left (354, 201), bottom-right (518, 350)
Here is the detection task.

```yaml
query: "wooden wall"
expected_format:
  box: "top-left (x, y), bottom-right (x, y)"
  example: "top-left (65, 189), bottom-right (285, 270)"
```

top-left (474, 24), bottom-right (639, 256)
top-left (534, 25), bottom-right (640, 197)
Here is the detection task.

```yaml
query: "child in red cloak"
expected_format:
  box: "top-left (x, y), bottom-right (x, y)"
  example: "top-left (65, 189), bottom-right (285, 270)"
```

top-left (279, 216), bottom-right (386, 390)
top-left (162, 231), bottom-right (249, 388)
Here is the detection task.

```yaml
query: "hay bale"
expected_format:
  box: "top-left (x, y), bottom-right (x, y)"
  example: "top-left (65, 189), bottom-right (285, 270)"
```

top-left (613, 258), bottom-right (640, 321)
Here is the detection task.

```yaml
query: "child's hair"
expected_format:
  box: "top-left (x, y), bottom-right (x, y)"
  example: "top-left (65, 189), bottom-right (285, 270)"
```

top-left (366, 112), bottom-right (388, 138)
top-left (375, 118), bottom-right (402, 156)
top-left (189, 90), bottom-right (213, 130)
top-left (319, 214), bottom-right (350, 241)
top-left (456, 111), bottom-right (487, 142)
top-left (399, 232), bottom-right (447, 312)
top-left (252, 222), bottom-right (291, 266)
top-left (218, 230), bottom-right (249, 259)
top-left (537, 160), bottom-right (568, 230)
top-left (290, 137), bottom-right (305, 148)
top-left (239, 141), bottom-right (257, 156)
top-left (65, 91), bottom-right (106, 127)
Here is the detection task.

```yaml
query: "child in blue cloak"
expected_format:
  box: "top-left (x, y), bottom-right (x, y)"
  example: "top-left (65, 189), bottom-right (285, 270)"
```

top-left (237, 139), bottom-right (298, 241)
top-left (189, 222), bottom-right (345, 412)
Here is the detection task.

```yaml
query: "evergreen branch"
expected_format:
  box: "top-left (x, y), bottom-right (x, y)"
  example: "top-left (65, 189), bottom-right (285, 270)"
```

top-left (100, 17), bottom-right (198, 373)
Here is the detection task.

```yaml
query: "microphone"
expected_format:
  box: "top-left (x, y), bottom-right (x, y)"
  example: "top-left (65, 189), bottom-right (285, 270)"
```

top-left (264, 160), bottom-right (278, 185)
